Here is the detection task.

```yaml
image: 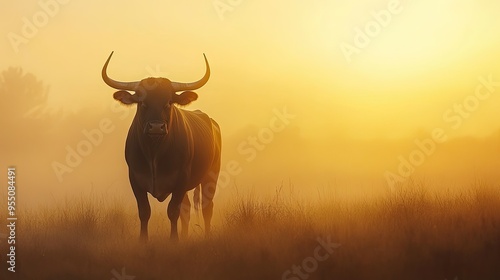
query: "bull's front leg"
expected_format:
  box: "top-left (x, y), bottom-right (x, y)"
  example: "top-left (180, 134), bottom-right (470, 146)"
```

top-left (130, 172), bottom-right (151, 242)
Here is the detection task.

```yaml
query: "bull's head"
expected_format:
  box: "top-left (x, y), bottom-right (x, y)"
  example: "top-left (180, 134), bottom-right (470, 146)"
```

top-left (102, 51), bottom-right (210, 137)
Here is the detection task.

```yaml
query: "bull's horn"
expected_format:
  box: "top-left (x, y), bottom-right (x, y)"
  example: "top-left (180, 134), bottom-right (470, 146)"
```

top-left (171, 54), bottom-right (210, 92)
top-left (102, 51), bottom-right (140, 91)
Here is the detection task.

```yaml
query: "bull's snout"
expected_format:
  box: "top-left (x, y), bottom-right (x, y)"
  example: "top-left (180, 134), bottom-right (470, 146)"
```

top-left (146, 121), bottom-right (167, 135)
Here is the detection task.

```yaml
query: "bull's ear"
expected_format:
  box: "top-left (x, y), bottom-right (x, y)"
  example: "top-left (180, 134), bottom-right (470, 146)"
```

top-left (113, 91), bottom-right (138, 105)
top-left (173, 91), bottom-right (198, 105)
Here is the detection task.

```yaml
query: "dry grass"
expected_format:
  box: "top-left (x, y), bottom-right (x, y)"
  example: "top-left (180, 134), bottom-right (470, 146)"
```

top-left (3, 183), bottom-right (500, 280)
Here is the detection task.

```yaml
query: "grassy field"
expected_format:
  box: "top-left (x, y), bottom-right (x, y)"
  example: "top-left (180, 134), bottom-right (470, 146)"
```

top-left (2, 182), bottom-right (500, 280)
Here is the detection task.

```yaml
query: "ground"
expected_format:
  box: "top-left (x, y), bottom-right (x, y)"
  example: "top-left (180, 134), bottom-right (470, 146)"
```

top-left (2, 182), bottom-right (500, 280)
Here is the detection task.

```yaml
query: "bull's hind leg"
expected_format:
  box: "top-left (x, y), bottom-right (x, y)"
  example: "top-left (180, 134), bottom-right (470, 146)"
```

top-left (179, 193), bottom-right (191, 239)
top-left (201, 173), bottom-right (219, 236)
top-left (167, 192), bottom-right (185, 241)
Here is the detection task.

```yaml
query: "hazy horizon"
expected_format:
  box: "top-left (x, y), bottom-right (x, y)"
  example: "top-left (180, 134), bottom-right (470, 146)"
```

top-left (2, 0), bottom-right (500, 207)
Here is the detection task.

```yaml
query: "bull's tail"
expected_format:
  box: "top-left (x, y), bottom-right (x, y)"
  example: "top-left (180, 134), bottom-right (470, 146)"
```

top-left (193, 185), bottom-right (201, 214)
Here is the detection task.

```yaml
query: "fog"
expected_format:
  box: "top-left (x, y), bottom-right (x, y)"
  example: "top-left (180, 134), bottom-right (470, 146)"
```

top-left (2, 0), bottom-right (500, 208)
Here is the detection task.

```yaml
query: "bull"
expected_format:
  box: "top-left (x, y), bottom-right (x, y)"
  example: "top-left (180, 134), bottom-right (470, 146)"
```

top-left (102, 52), bottom-right (221, 241)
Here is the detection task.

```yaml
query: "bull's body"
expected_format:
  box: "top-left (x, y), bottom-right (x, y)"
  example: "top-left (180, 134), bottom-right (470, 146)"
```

top-left (126, 108), bottom-right (221, 202)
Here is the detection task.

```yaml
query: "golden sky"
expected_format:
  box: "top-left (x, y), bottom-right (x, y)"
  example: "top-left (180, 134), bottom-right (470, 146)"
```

top-left (2, 0), bottom-right (500, 139)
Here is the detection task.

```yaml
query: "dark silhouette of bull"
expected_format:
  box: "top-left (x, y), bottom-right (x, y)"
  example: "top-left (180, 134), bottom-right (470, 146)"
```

top-left (102, 52), bottom-right (221, 241)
